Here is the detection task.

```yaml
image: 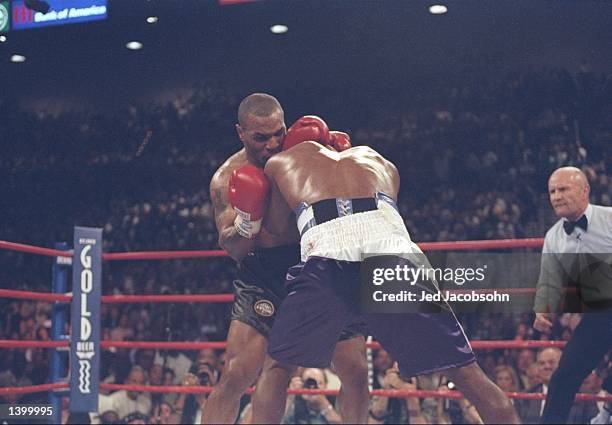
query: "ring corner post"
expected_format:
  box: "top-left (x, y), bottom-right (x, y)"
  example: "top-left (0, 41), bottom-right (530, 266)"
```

top-left (69, 227), bottom-right (103, 417)
top-left (49, 242), bottom-right (70, 424)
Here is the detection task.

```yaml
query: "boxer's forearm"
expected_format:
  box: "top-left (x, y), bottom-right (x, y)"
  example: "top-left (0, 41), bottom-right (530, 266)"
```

top-left (212, 186), bottom-right (257, 261)
top-left (219, 226), bottom-right (256, 261)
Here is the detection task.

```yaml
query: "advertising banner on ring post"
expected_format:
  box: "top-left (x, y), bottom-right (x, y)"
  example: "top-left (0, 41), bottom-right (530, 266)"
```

top-left (69, 226), bottom-right (102, 412)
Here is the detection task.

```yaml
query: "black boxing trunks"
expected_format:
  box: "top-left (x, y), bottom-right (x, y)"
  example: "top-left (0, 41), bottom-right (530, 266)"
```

top-left (268, 194), bottom-right (475, 375)
top-left (231, 244), bottom-right (366, 340)
top-left (231, 244), bottom-right (298, 337)
top-left (268, 257), bottom-right (474, 375)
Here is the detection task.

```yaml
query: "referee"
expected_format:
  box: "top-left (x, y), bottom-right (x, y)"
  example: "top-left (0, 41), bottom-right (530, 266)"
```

top-left (533, 166), bottom-right (612, 424)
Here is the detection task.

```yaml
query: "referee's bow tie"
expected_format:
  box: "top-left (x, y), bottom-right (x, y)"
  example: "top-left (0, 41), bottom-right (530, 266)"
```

top-left (563, 215), bottom-right (588, 235)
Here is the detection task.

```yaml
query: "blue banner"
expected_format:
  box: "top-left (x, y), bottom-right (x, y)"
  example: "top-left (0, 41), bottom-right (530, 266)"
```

top-left (11, 0), bottom-right (107, 31)
top-left (69, 226), bottom-right (102, 413)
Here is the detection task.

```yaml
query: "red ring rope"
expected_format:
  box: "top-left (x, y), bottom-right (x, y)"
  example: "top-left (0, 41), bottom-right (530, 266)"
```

top-left (0, 288), bottom-right (546, 304)
top-left (0, 339), bottom-right (566, 350)
top-left (0, 383), bottom-right (68, 395)
top-left (0, 238), bottom-right (544, 261)
top-left (1, 382), bottom-right (608, 402)
top-left (2, 237), bottom-right (571, 409)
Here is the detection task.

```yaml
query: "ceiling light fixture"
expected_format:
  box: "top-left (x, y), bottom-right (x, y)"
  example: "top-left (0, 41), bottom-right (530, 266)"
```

top-left (11, 54), bottom-right (26, 63)
top-left (270, 24), bottom-right (288, 34)
top-left (126, 41), bottom-right (143, 50)
top-left (429, 4), bottom-right (448, 15)
top-left (146, 16), bottom-right (158, 24)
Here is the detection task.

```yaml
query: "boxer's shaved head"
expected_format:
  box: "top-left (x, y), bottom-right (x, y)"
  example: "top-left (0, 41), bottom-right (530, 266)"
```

top-left (238, 93), bottom-right (283, 128)
top-left (235, 93), bottom-right (286, 166)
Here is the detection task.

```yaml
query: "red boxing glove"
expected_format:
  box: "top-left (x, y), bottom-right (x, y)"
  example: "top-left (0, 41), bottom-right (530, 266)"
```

top-left (329, 131), bottom-right (352, 151)
top-left (282, 115), bottom-right (330, 151)
top-left (228, 164), bottom-right (270, 238)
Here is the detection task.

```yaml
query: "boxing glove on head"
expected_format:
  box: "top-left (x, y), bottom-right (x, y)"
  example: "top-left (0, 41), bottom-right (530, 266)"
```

top-left (282, 115), bottom-right (330, 151)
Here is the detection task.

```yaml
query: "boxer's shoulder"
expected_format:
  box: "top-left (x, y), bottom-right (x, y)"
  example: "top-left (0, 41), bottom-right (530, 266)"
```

top-left (264, 142), bottom-right (331, 175)
top-left (210, 149), bottom-right (249, 188)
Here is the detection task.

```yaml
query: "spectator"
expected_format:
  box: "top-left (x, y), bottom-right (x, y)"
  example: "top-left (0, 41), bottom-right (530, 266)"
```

top-left (515, 349), bottom-right (536, 390)
top-left (493, 365), bottom-right (520, 408)
top-left (517, 347), bottom-right (562, 423)
top-left (568, 370), bottom-right (601, 424)
top-left (525, 362), bottom-right (542, 390)
top-left (122, 412), bottom-right (149, 424)
top-left (99, 410), bottom-right (120, 424)
top-left (154, 350), bottom-right (193, 386)
top-left (282, 368), bottom-right (342, 424)
top-left (108, 365), bottom-right (152, 419)
top-left (151, 401), bottom-right (180, 424)
top-left (175, 360), bottom-right (219, 424)
top-left (369, 362), bottom-right (428, 424)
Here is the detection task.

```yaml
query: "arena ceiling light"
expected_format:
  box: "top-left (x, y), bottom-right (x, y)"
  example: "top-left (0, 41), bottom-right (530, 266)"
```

top-left (146, 16), bottom-right (158, 24)
top-left (126, 41), bottom-right (143, 50)
top-left (0, 35), bottom-right (6, 43)
top-left (429, 4), bottom-right (448, 15)
top-left (10, 54), bottom-right (26, 63)
top-left (270, 24), bottom-right (288, 34)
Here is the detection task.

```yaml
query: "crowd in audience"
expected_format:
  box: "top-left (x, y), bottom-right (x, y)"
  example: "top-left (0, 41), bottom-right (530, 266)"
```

top-left (1, 63), bottom-right (610, 423)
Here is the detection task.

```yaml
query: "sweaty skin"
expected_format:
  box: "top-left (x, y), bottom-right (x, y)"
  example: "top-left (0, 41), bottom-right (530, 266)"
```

top-left (207, 112), bottom-right (370, 424)
top-left (210, 148), bottom-right (299, 256)
top-left (205, 107), bottom-right (301, 424)
top-left (259, 140), bottom-right (520, 424)
top-left (263, 141), bottom-right (400, 236)
top-left (210, 108), bottom-right (299, 262)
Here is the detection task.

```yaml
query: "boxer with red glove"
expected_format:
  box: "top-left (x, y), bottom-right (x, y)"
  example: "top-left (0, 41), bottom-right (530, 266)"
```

top-left (283, 115), bottom-right (352, 152)
top-left (228, 164), bottom-right (270, 239)
top-left (208, 94), bottom-right (368, 425)
top-left (329, 130), bottom-right (352, 151)
top-left (282, 115), bottom-right (330, 151)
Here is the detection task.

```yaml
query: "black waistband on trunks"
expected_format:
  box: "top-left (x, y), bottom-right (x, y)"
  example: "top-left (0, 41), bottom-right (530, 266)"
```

top-left (294, 192), bottom-right (398, 237)
top-left (310, 197), bottom-right (378, 226)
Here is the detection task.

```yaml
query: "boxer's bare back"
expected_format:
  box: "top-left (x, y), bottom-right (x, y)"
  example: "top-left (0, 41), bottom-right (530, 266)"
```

top-left (263, 141), bottom-right (400, 235)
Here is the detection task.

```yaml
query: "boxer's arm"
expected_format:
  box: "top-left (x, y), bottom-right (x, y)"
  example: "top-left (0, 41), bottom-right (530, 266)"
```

top-left (210, 175), bottom-right (256, 261)
top-left (262, 158), bottom-right (294, 236)
top-left (263, 177), bottom-right (295, 238)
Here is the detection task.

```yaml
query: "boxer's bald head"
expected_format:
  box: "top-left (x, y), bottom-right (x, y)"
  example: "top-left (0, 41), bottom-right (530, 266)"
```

top-left (548, 166), bottom-right (590, 221)
top-left (236, 93), bottom-right (286, 166)
top-left (237, 93), bottom-right (284, 129)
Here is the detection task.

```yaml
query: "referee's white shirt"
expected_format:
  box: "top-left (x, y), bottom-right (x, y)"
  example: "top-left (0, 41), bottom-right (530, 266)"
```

top-left (534, 204), bottom-right (612, 313)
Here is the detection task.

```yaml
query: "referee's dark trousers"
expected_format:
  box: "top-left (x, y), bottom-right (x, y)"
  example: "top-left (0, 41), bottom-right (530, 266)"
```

top-left (540, 313), bottom-right (612, 424)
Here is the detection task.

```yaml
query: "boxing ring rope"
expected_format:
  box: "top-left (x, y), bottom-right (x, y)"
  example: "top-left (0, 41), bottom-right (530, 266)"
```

top-left (0, 339), bottom-right (567, 351)
top-left (2, 381), bottom-right (610, 403)
top-left (0, 287), bottom-right (545, 303)
top-left (5, 234), bottom-right (605, 417)
top-left (0, 237), bottom-right (545, 260)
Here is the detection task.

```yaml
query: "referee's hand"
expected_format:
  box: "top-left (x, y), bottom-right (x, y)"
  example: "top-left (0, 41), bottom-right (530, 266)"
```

top-left (533, 312), bottom-right (553, 333)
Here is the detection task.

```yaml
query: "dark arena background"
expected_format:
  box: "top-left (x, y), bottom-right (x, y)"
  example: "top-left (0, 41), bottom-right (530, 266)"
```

top-left (1, 0), bottom-right (611, 424)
